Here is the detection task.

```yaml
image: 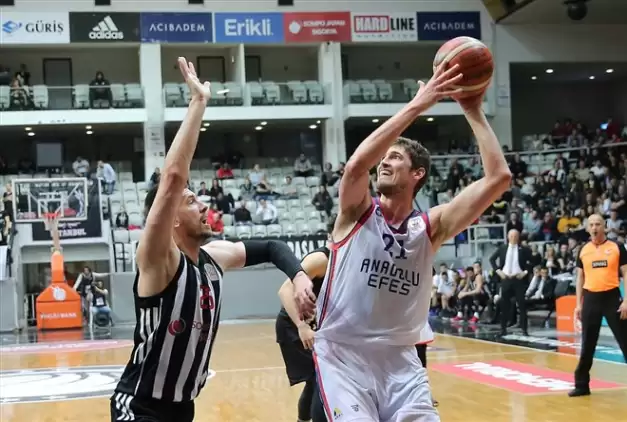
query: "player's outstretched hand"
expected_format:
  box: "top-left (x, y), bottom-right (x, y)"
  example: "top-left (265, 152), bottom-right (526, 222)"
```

top-left (412, 63), bottom-right (463, 111)
top-left (178, 57), bottom-right (211, 104)
top-left (293, 272), bottom-right (316, 320)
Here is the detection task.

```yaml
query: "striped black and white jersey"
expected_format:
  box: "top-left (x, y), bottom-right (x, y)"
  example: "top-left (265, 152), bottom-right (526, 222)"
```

top-left (113, 248), bottom-right (223, 403)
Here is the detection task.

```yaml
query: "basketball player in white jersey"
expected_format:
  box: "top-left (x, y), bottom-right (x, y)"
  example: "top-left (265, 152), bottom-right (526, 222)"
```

top-left (294, 63), bottom-right (512, 421)
top-left (112, 58), bottom-right (314, 422)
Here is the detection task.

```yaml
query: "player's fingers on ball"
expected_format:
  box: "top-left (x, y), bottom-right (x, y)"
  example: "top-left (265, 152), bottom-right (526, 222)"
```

top-left (438, 73), bottom-right (463, 89)
top-left (436, 63), bottom-right (460, 81)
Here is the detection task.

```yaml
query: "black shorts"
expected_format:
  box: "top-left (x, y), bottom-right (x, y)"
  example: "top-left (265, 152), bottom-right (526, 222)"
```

top-left (110, 392), bottom-right (194, 422)
top-left (278, 339), bottom-right (315, 386)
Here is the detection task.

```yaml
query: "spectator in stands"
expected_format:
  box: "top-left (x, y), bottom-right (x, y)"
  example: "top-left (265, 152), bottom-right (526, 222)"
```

top-left (509, 153), bottom-right (527, 179)
top-left (209, 179), bottom-right (223, 198)
top-left (216, 163), bottom-right (234, 179)
top-left (0, 65), bottom-right (10, 86)
top-left (97, 160), bottom-right (116, 194)
top-left (575, 159), bottom-right (590, 182)
top-left (72, 156), bottom-right (90, 178)
top-left (506, 211), bottom-right (523, 233)
top-left (294, 153), bottom-right (314, 178)
top-left (606, 210), bottom-right (623, 240)
top-left (311, 185), bottom-right (333, 218)
top-left (91, 279), bottom-right (113, 326)
top-left (454, 266), bottom-right (487, 323)
top-left (197, 181), bottom-right (211, 197)
top-left (278, 175), bottom-right (298, 199)
top-left (522, 209), bottom-right (541, 240)
top-left (248, 164), bottom-right (265, 186)
top-left (9, 78), bottom-right (29, 110)
top-left (215, 192), bottom-right (232, 214)
top-left (557, 209), bottom-right (581, 237)
top-left (256, 199), bottom-right (278, 225)
top-left (548, 160), bottom-right (566, 184)
top-left (611, 185), bottom-right (627, 219)
top-left (335, 162), bottom-right (345, 182)
top-left (149, 167), bottom-right (161, 189)
top-left (89, 71), bottom-right (112, 108)
top-left (239, 177), bottom-right (255, 201)
top-left (233, 200), bottom-right (252, 225)
top-left (0, 203), bottom-right (11, 245)
top-left (254, 177), bottom-right (275, 200)
top-left (14, 64), bottom-right (30, 86)
top-left (544, 246), bottom-right (562, 276)
top-left (2, 183), bottom-right (13, 221)
top-left (209, 212), bottom-right (224, 237)
top-left (321, 162), bottom-right (339, 186)
top-left (115, 208), bottom-right (129, 229)
top-left (525, 266), bottom-right (555, 305)
top-left (538, 212), bottom-right (557, 241)
top-left (207, 203), bottom-right (219, 221)
top-left (431, 270), bottom-right (456, 318)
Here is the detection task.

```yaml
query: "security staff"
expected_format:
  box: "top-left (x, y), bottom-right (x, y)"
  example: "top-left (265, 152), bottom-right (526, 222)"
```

top-left (570, 214), bottom-right (627, 397)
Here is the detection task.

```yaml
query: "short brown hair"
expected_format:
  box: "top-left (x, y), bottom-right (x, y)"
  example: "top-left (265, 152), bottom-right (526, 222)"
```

top-left (394, 137), bottom-right (431, 195)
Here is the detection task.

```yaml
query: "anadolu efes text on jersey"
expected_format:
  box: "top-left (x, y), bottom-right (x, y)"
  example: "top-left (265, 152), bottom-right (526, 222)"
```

top-left (316, 200), bottom-right (434, 346)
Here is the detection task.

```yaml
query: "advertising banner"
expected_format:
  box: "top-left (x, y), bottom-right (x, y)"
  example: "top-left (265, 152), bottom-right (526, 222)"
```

top-left (140, 13), bottom-right (212, 43)
top-left (69, 13), bottom-right (140, 43)
top-left (416, 11), bottom-right (481, 41)
top-left (283, 12), bottom-right (351, 43)
top-left (0, 12), bottom-right (69, 44)
top-left (214, 12), bottom-right (284, 43)
top-left (351, 12), bottom-right (418, 43)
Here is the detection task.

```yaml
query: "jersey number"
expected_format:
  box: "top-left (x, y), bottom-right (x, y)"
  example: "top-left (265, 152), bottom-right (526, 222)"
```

top-left (382, 234), bottom-right (407, 260)
top-left (200, 285), bottom-right (215, 310)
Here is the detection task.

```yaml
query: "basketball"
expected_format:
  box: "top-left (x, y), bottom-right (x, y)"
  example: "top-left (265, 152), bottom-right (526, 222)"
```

top-left (433, 36), bottom-right (494, 103)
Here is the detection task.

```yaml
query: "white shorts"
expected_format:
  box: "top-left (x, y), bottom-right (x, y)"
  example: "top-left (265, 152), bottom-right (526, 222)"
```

top-left (417, 323), bottom-right (434, 345)
top-left (313, 338), bottom-right (439, 422)
top-left (436, 283), bottom-right (455, 297)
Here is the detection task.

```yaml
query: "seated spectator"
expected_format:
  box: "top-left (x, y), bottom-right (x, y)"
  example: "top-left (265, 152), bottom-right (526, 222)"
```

top-left (312, 185), bottom-right (333, 218)
top-left (248, 164), bottom-right (265, 186)
top-left (14, 63), bottom-right (30, 86)
top-left (509, 153), bottom-right (527, 179)
top-left (233, 200), bottom-right (252, 225)
top-left (254, 177), bottom-right (276, 200)
top-left (149, 167), bottom-right (161, 189)
top-left (525, 266), bottom-right (555, 304)
top-left (197, 181), bottom-right (211, 197)
top-left (505, 211), bottom-right (523, 233)
top-left (431, 270), bottom-right (456, 318)
top-left (209, 213), bottom-right (224, 237)
top-left (256, 199), bottom-right (278, 225)
top-left (73, 156), bottom-right (90, 178)
top-left (575, 159), bottom-right (590, 182)
top-left (209, 179), bottom-right (223, 198)
top-left (96, 160), bottom-right (116, 195)
top-left (207, 203), bottom-right (220, 222)
top-left (215, 192), bottom-right (232, 214)
top-left (115, 208), bottom-right (129, 229)
top-left (528, 243), bottom-right (543, 268)
top-left (90, 280), bottom-right (113, 325)
top-left (334, 162), bottom-right (345, 182)
top-left (89, 71), bottom-right (112, 107)
top-left (216, 163), bottom-right (234, 179)
top-left (278, 175), bottom-right (298, 199)
top-left (454, 266), bottom-right (487, 323)
top-left (321, 162), bottom-right (339, 186)
top-left (239, 177), bottom-right (255, 201)
top-left (294, 153), bottom-right (314, 177)
top-left (557, 209), bottom-right (581, 236)
top-left (9, 78), bottom-right (29, 110)
top-left (522, 209), bottom-right (541, 241)
top-left (537, 212), bottom-right (557, 241)
top-left (606, 210), bottom-right (624, 240)
top-left (544, 246), bottom-right (562, 276)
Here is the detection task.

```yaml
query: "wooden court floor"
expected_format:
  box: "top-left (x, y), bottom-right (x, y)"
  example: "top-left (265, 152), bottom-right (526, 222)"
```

top-left (1, 322), bottom-right (626, 422)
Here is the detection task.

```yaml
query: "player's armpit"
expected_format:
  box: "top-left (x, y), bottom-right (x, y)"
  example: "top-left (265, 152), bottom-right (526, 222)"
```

top-left (428, 174), bottom-right (511, 250)
top-left (136, 240), bottom-right (180, 298)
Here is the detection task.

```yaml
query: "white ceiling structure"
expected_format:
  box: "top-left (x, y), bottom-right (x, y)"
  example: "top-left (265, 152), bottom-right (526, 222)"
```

top-left (501, 0), bottom-right (627, 25)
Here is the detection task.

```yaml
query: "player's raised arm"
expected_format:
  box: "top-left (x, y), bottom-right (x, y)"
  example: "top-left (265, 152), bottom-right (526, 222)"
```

top-left (428, 102), bottom-right (511, 250)
top-left (335, 65), bottom-right (463, 232)
top-left (136, 57), bottom-right (210, 296)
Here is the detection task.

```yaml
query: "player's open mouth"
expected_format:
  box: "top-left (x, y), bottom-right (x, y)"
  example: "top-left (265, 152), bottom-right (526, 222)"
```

top-left (380, 170), bottom-right (391, 176)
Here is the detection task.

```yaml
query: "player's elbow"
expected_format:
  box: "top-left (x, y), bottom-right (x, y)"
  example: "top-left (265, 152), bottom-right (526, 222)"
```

top-left (488, 169), bottom-right (512, 193)
top-left (160, 170), bottom-right (187, 190)
top-left (343, 158), bottom-right (368, 179)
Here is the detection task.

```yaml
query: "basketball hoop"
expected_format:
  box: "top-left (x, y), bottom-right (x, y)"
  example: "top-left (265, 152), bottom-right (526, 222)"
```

top-left (43, 212), bottom-right (60, 232)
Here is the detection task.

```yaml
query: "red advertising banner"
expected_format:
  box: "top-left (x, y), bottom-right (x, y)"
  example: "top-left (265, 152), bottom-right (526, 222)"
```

top-left (283, 12), bottom-right (351, 43)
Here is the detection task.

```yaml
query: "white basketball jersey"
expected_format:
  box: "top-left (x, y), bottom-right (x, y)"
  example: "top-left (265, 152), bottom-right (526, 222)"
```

top-left (316, 200), bottom-right (434, 346)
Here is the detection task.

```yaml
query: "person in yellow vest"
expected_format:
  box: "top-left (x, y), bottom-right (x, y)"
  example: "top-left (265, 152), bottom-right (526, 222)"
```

top-left (557, 209), bottom-right (581, 235)
top-left (570, 214), bottom-right (627, 397)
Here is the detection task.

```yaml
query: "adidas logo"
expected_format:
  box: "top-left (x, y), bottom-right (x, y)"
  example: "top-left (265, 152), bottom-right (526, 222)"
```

top-left (89, 15), bottom-right (123, 40)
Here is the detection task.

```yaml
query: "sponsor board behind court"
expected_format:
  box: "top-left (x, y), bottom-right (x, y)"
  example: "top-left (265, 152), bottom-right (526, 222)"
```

top-left (0, 12), bottom-right (70, 44)
top-left (140, 13), bottom-right (213, 43)
top-left (416, 11), bottom-right (481, 41)
top-left (213, 12), bottom-right (284, 43)
top-left (70, 12), bottom-right (140, 43)
top-left (351, 12), bottom-right (418, 42)
top-left (283, 12), bottom-right (351, 43)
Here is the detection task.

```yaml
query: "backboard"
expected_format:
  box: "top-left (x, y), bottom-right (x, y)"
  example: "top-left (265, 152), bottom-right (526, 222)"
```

top-left (12, 177), bottom-right (89, 223)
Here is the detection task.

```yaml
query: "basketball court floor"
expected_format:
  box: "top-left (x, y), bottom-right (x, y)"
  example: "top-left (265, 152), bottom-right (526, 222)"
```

top-left (1, 321), bottom-right (625, 421)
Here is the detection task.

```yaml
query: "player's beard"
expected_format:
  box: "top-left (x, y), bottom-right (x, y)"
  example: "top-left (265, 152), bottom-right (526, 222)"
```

top-left (376, 179), bottom-right (402, 196)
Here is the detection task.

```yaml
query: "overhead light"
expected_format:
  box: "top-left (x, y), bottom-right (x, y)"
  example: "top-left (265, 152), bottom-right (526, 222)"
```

top-left (200, 127), bottom-right (207, 132)
top-left (589, 76), bottom-right (595, 80)
top-left (260, 121), bottom-right (267, 126)
top-left (316, 120), bottom-right (321, 124)
top-left (606, 68), bottom-right (614, 73)
top-left (427, 117), bottom-right (434, 122)
top-left (86, 130), bottom-right (93, 135)
top-left (255, 126), bottom-right (263, 131)
top-left (531, 76), bottom-right (537, 80)
top-left (85, 125), bottom-right (92, 129)
top-left (545, 69), bottom-right (554, 74)
top-left (27, 132), bottom-right (35, 137)
top-left (372, 118), bottom-right (379, 123)
top-left (203, 122), bottom-right (210, 127)
top-left (309, 124), bottom-right (317, 129)
top-left (24, 127), bottom-right (31, 131)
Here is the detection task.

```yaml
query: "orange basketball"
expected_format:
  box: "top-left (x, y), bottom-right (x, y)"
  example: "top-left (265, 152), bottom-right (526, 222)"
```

top-left (433, 36), bottom-right (493, 103)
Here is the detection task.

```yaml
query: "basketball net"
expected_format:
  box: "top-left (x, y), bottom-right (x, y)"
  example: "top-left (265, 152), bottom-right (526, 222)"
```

top-left (43, 212), bottom-right (60, 232)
